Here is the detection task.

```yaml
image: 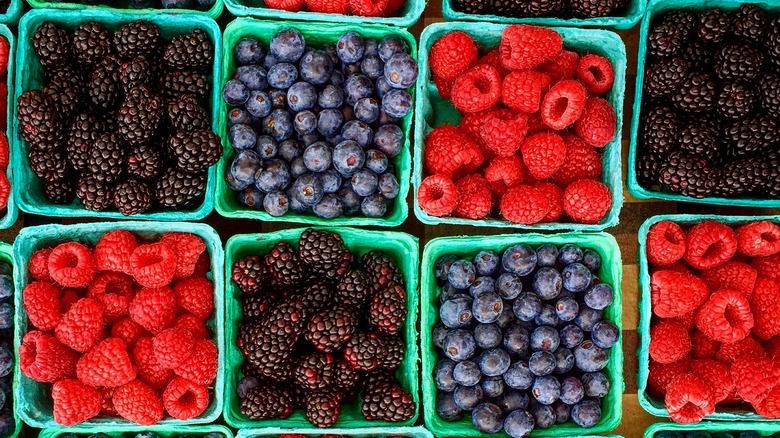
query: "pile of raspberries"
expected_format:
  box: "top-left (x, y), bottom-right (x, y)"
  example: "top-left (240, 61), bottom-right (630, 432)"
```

top-left (264, 0), bottom-right (405, 18)
top-left (19, 230), bottom-right (217, 426)
top-left (418, 25), bottom-right (617, 225)
top-left (645, 219), bottom-right (780, 423)
top-left (0, 36), bottom-right (8, 217)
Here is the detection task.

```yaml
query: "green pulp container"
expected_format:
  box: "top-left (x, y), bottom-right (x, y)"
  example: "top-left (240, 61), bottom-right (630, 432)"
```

top-left (237, 426), bottom-right (433, 437)
top-left (223, 227), bottom-right (420, 429)
top-left (441, 0), bottom-right (644, 29)
top-left (0, 24), bottom-right (17, 230)
top-left (0, 242), bottom-right (21, 438)
top-left (38, 425), bottom-right (234, 438)
top-left (413, 22), bottom-right (626, 231)
top-left (215, 18), bottom-right (415, 227)
top-left (0, 0), bottom-right (21, 25)
top-left (636, 214), bottom-right (779, 420)
top-left (420, 233), bottom-right (624, 437)
top-left (13, 222), bottom-right (226, 428)
top-left (644, 421), bottom-right (780, 437)
top-left (627, 0), bottom-right (780, 207)
top-left (25, 0), bottom-right (224, 19)
top-left (12, 10), bottom-right (222, 221)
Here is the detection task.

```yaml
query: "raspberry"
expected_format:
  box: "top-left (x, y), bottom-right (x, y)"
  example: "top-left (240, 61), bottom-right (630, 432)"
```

top-left (29, 248), bottom-right (53, 281)
top-left (265, 0), bottom-right (303, 10)
top-left (690, 359), bottom-right (734, 403)
top-left (160, 233), bottom-right (206, 278)
top-left (424, 125), bottom-right (484, 178)
top-left (484, 154), bottom-right (524, 195)
top-left (51, 379), bottom-right (102, 426)
top-left (479, 49), bottom-right (510, 78)
top-left (479, 109), bottom-right (528, 157)
top-left (95, 230), bottom-right (138, 273)
top-left (451, 64), bottom-right (502, 113)
top-left (134, 337), bottom-right (174, 390)
top-left (458, 110), bottom-right (491, 147)
top-left (574, 97), bottom-right (617, 148)
top-left (129, 286), bottom-right (177, 334)
top-left (650, 270), bottom-right (709, 318)
top-left (174, 277), bottom-right (214, 321)
top-left (756, 385), bottom-right (780, 418)
top-left (418, 174), bottom-right (459, 217)
top-left (696, 289), bottom-right (754, 343)
top-left (19, 330), bottom-right (78, 383)
top-left (499, 25), bottom-right (562, 71)
top-left (433, 75), bottom-right (454, 100)
top-left (55, 298), bottom-right (105, 353)
top-left (76, 337), bottom-right (137, 388)
top-left (702, 261), bottom-right (757, 298)
top-left (562, 179), bottom-right (612, 224)
top-left (520, 132), bottom-right (566, 180)
top-left (647, 356), bottom-right (691, 397)
top-left (383, 0), bottom-right (404, 16)
top-left (60, 289), bottom-right (81, 313)
top-left (526, 112), bottom-right (546, 135)
top-left (717, 335), bottom-right (765, 364)
top-left (501, 70), bottom-right (551, 113)
top-left (540, 50), bottom-right (579, 83)
top-left (534, 182), bottom-right (563, 223)
top-left (576, 54), bottom-right (615, 95)
top-left (551, 135), bottom-right (603, 187)
top-left (111, 317), bottom-right (148, 350)
top-left (0, 38), bottom-right (8, 72)
top-left (453, 175), bottom-right (492, 220)
top-left (646, 220), bottom-right (687, 266)
top-left (737, 221), bottom-right (780, 257)
top-left (500, 185), bottom-right (550, 225)
top-left (540, 80), bottom-right (588, 130)
top-left (99, 387), bottom-right (117, 416)
top-left (752, 253), bottom-right (780, 281)
top-left (750, 277), bottom-right (780, 340)
top-left (691, 331), bottom-right (720, 359)
top-left (154, 328), bottom-right (196, 369)
top-left (129, 242), bottom-right (177, 289)
top-left (664, 373), bottom-right (715, 424)
top-left (88, 272), bottom-right (134, 322)
top-left (113, 380), bottom-right (164, 425)
top-left (304, 0), bottom-right (348, 13)
top-left (731, 356), bottom-right (780, 404)
top-left (163, 377), bottom-right (209, 420)
top-left (684, 221), bottom-right (737, 270)
top-left (192, 252), bottom-right (210, 278)
top-left (0, 133), bottom-right (8, 170)
top-left (429, 31), bottom-right (478, 81)
top-left (23, 281), bottom-right (62, 331)
top-left (349, 0), bottom-right (388, 16)
top-left (48, 242), bottom-right (97, 288)
top-left (767, 336), bottom-right (780, 361)
top-left (650, 320), bottom-right (692, 364)
top-left (675, 310), bottom-right (697, 332)
top-left (174, 313), bottom-right (210, 339)
top-left (174, 339), bottom-right (218, 386)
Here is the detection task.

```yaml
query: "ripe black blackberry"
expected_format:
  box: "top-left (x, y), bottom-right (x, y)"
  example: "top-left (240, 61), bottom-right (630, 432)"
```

top-left (42, 81), bottom-right (82, 120)
top-left (87, 131), bottom-right (125, 185)
top-left (766, 18), bottom-right (780, 64)
top-left (334, 269), bottom-right (370, 308)
top-left (697, 8), bottom-right (730, 44)
top-left (163, 29), bottom-right (213, 70)
top-left (361, 382), bottom-right (415, 422)
top-left (264, 242), bottom-right (306, 289)
top-left (240, 329), bottom-right (294, 380)
top-left (636, 151), bottom-right (665, 188)
top-left (677, 120), bottom-right (720, 164)
top-left (640, 105), bottom-right (679, 156)
top-left (566, 0), bottom-right (624, 18)
top-left (304, 306), bottom-right (359, 353)
top-left (118, 85), bottom-right (163, 146)
top-left (713, 44), bottom-right (763, 81)
top-left (715, 158), bottom-right (769, 197)
top-left (167, 130), bottom-right (222, 173)
top-left (72, 22), bottom-right (111, 66)
top-left (305, 390), bottom-right (343, 428)
top-left (670, 72), bottom-right (716, 113)
top-left (758, 74), bottom-right (780, 120)
top-left (113, 179), bottom-right (153, 216)
top-left (368, 284), bottom-right (407, 336)
top-left (126, 143), bottom-right (165, 181)
top-left (298, 229), bottom-right (353, 282)
top-left (154, 167), bottom-right (207, 209)
top-left (294, 352), bottom-right (335, 390)
top-left (299, 282), bottom-right (334, 312)
top-left (42, 178), bottom-right (75, 204)
top-left (113, 21), bottom-right (162, 60)
top-left (160, 70), bottom-right (211, 103)
top-left (76, 174), bottom-right (114, 211)
top-left (45, 65), bottom-right (85, 91)
top-left (242, 295), bottom-right (272, 322)
top-left (343, 333), bottom-right (388, 372)
top-left (362, 250), bottom-right (404, 293)
top-left (731, 4), bottom-right (766, 45)
top-left (659, 151), bottom-right (718, 198)
top-left (361, 370), bottom-right (396, 392)
top-left (723, 115), bottom-right (780, 159)
top-left (333, 359), bottom-right (360, 391)
top-left (87, 67), bottom-right (121, 111)
top-left (660, 10), bottom-right (697, 37)
top-left (167, 94), bottom-right (210, 132)
top-left (761, 150), bottom-right (780, 197)
top-left (681, 40), bottom-right (710, 71)
top-left (28, 149), bottom-right (68, 184)
top-left (240, 384), bottom-right (295, 420)
top-left (32, 22), bottom-right (71, 69)
top-left (118, 56), bottom-right (153, 93)
top-left (716, 80), bottom-right (756, 120)
top-left (232, 255), bottom-right (268, 295)
top-left (647, 22), bottom-right (686, 59)
top-left (16, 90), bottom-right (64, 149)
top-left (66, 113), bottom-right (104, 173)
top-left (380, 335), bottom-right (404, 371)
top-left (644, 57), bottom-right (688, 99)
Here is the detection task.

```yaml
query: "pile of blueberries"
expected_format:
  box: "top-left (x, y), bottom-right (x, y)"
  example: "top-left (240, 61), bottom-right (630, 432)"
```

top-left (222, 28), bottom-right (417, 219)
top-left (0, 261), bottom-right (13, 436)
top-left (433, 243), bottom-right (618, 437)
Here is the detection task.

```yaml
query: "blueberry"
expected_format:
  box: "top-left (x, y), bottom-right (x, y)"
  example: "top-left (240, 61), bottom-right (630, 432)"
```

top-left (229, 150), bottom-right (262, 189)
top-left (287, 82), bottom-right (317, 112)
top-left (530, 326), bottom-right (560, 352)
top-left (474, 323), bottom-right (502, 349)
top-left (353, 97), bottom-right (380, 123)
top-left (555, 297), bottom-right (579, 322)
top-left (473, 291), bottom-right (503, 324)
top-left (344, 74), bottom-right (374, 106)
top-left (384, 52), bottom-right (418, 89)
top-left (0, 277), bottom-right (10, 302)
top-left (497, 305), bottom-right (515, 330)
top-left (575, 306), bottom-right (604, 332)
top-left (291, 110), bottom-right (316, 136)
top-left (270, 28), bottom-right (305, 63)
top-left (263, 109), bottom-right (294, 141)
top-left (290, 157), bottom-right (308, 178)
top-left (497, 389), bottom-right (529, 413)
top-left (0, 304), bottom-right (12, 331)
top-left (292, 173), bottom-right (324, 206)
top-left (534, 244), bottom-right (558, 268)
top-left (554, 347), bottom-right (575, 374)
top-left (433, 323), bottom-right (449, 349)
top-left (591, 320), bottom-right (619, 349)
top-left (378, 36), bottom-right (409, 62)
top-left (528, 351), bottom-right (556, 376)
top-left (317, 109), bottom-right (345, 137)
top-left (562, 263), bottom-right (592, 292)
top-left (262, 190), bottom-right (289, 216)
top-left (557, 326), bottom-right (583, 352)
top-left (350, 168), bottom-right (378, 197)
top-left (330, 70), bottom-right (345, 86)
top-left (503, 325), bottom-right (530, 357)
top-left (267, 63), bottom-right (298, 89)
top-left (253, 158), bottom-right (289, 191)
top-left (585, 283), bottom-right (614, 310)
top-left (313, 194), bottom-right (344, 218)
top-left (440, 296), bottom-right (473, 328)
top-left (229, 124), bottom-right (256, 151)
top-left (364, 39), bottom-right (379, 56)
top-left (559, 376), bottom-right (585, 405)
top-left (447, 260), bottom-right (476, 289)
top-left (481, 376), bottom-right (505, 398)
top-left (374, 124), bottom-right (403, 157)
top-left (435, 255), bottom-right (458, 281)
top-left (531, 375), bottom-right (561, 405)
top-left (558, 244), bottom-right (584, 265)
top-left (574, 340), bottom-right (608, 372)
top-left (337, 185), bottom-right (361, 215)
top-left (478, 348), bottom-right (511, 376)
top-left (503, 361), bottom-right (534, 390)
top-left (332, 140), bottom-right (366, 177)
top-left (203, 433), bottom-right (223, 438)
top-left (469, 276), bottom-right (496, 298)
top-left (365, 151), bottom-right (389, 176)
top-left (320, 169), bottom-right (342, 194)
top-left (454, 384), bottom-right (484, 410)
top-left (534, 304), bottom-right (559, 327)
top-left (437, 392), bottom-right (464, 421)
top-left (238, 187), bottom-right (265, 209)
top-left (337, 32), bottom-right (365, 63)
top-left (530, 401), bottom-right (556, 430)
top-left (313, 86), bottom-right (342, 111)
top-left (361, 193), bottom-right (387, 217)
top-left (278, 139), bottom-right (304, 162)
top-left (269, 89), bottom-right (287, 109)
top-left (378, 109), bottom-right (398, 125)
top-left (264, 53), bottom-right (280, 70)
top-left (228, 108), bottom-right (258, 127)
top-left (454, 360), bottom-right (482, 386)
top-left (301, 142), bottom-right (332, 173)
top-left (582, 372), bottom-right (610, 398)
top-left (504, 410), bottom-right (534, 438)
top-left (440, 287), bottom-right (468, 305)
top-left (340, 105), bottom-right (355, 124)
top-left (339, 122), bottom-right (371, 149)
top-left (299, 50), bottom-right (333, 86)
top-left (381, 89), bottom-right (412, 118)
top-left (161, 0), bottom-right (194, 10)
top-left (502, 244), bottom-right (537, 276)
top-left (243, 91), bottom-right (271, 118)
top-left (234, 37), bottom-right (265, 65)
top-left (223, 79), bottom-right (250, 106)
top-left (133, 433), bottom-right (159, 438)
top-left (582, 249), bottom-right (601, 273)
top-left (470, 251), bottom-right (498, 276)
top-left (472, 403), bottom-right (503, 433)
top-left (533, 267), bottom-right (562, 300)
top-left (361, 55), bottom-right (384, 79)
top-left (443, 329), bottom-right (476, 362)
top-left (513, 292), bottom-right (542, 321)
top-left (571, 399), bottom-right (601, 428)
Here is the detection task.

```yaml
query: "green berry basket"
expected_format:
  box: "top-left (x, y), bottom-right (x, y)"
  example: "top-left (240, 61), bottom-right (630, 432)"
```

top-left (0, 242), bottom-right (21, 438)
top-left (236, 426), bottom-right (433, 438)
top-left (420, 232), bottom-right (624, 437)
top-left (644, 421), bottom-right (780, 437)
top-left (214, 18), bottom-right (415, 228)
top-left (223, 227), bottom-right (420, 429)
top-left (627, 0), bottom-right (780, 208)
top-left (12, 10), bottom-right (223, 222)
top-left (0, 24), bottom-right (17, 230)
top-left (38, 425), bottom-right (234, 438)
top-left (636, 214), bottom-right (780, 421)
top-left (413, 22), bottom-right (626, 232)
top-left (12, 221), bottom-right (226, 428)
top-left (25, 0), bottom-right (224, 19)
top-left (0, 0), bottom-right (21, 26)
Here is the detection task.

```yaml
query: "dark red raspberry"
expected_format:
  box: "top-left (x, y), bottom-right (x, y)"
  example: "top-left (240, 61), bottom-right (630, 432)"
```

top-left (478, 49), bottom-right (510, 78)
top-left (541, 50), bottom-right (579, 83)
top-left (736, 221), bottom-right (780, 257)
top-left (576, 54), bottom-right (615, 95)
top-left (418, 174), bottom-right (459, 218)
top-left (450, 64), bottom-right (502, 113)
top-left (433, 75), bottom-right (454, 100)
top-left (551, 135), bottom-right (603, 187)
top-left (646, 220), bottom-right (687, 266)
top-left (499, 24), bottom-right (562, 71)
top-left (29, 248), bottom-right (53, 282)
top-left (750, 277), bottom-right (780, 340)
top-left (424, 125), bottom-right (484, 179)
top-left (162, 377), bottom-right (209, 420)
top-left (717, 336), bottom-right (765, 364)
top-left (95, 230), bottom-right (138, 273)
top-left (160, 233), bottom-right (206, 278)
top-left (23, 281), bottom-right (62, 331)
top-left (129, 243), bottom-right (177, 288)
top-left (684, 221), bottom-right (737, 270)
top-left (752, 253), bottom-right (780, 282)
top-left (647, 356), bottom-right (691, 397)
top-left (534, 182), bottom-right (563, 223)
top-left (429, 31), bottom-right (478, 81)
top-left (691, 331), bottom-right (720, 360)
top-left (695, 289), bottom-right (754, 343)
top-left (690, 359), bottom-right (734, 403)
top-left (541, 80), bottom-right (588, 130)
top-left (731, 356), bottom-right (780, 404)
top-left (484, 154), bottom-right (524, 195)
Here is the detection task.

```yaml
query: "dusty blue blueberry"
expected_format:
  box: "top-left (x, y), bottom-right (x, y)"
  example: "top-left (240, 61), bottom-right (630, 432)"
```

top-left (435, 254), bottom-right (458, 281)
top-left (365, 149), bottom-right (388, 174)
top-left (473, 292), bottom-right (503, 324)
top-left (292, 173), bottom-right (324, 206)
top-left (223, 79), bottom-right (250, 105)
top-left (255, 159), bottom-right (291, 192)
top-left (435, 358), bottom-right (458, 392)
top-left (473, 250), bottom-right (500, 276)
top-left (290, 157), bottom-right (307, 178)
top-left (503, 244), bottom-right (537, 276)
top-left (554, 347), bottom-right (575, 374)
top-left (270, 28), bottom-right (305, 63)
top-left (513, 292), bottom-right (541, 321)
top-left (229, 150), bottom-right (261, 189)
top-left (245, 91), bottom-right (272, 118)
top-left (585, 283), bottom-right (614, 310)
top-left (338, 185), bottom-right (361, 215)
top-left (455, 385), bottom-right (484, 411)
top-left (443, 329), bottom-right (476, 361)
top-left (478, 348), bottom-right (511, 376)
top-left (263, 109), bottom-right (294, 141)
top-left (229, 123), bottom-right (256, 150)
top-left (556, 297), bottom-right (579, 322)
top-left (504, 410), bottom-right (535, 438)
top-left (474, 323), bottom-right (502, 349)
top-left (433, 323), bottom-right (449, 349)
top-left (591, 320), bottom-right (619, 349)
top-left (278, 139), bottom-right (304, 162)
top-left (437, 392), bottom-right (464, 421)
top-left (553, 400), bottom-right (571, 423)
top-left (286, 187), bottom-right (308, 213)
top-left (448, 260), bottom-right (476, 289)
top-left (533, 267), bottom-right (563, 300)
top-left (267, 63), bottom-right (298, 89)
top-left (563, 263), bottom-right (592, 293)
top-left (238, 186), bottom-right (265, 209)
top-left (471, 403), bottom-right (503, 433)
top-left (234, 37), bottom-right (265, 65)
top-left (354, 97), bottom-right (380, 123)
top-left (377, 172), bottom-right (399, 199)
top-left (384, 52), bottom-right (418, 89)
top-left (344, 74), bottom-right (374, 106)
top-left (381, 89), bottom-right (411, 118)
top-left (317, 109), bottom-right (345, 137)
top-left (534, 304), bottom-right (559, 327)
top-left (559, 376), bottom-right (584, 405)
top-left (558, 244), bottom-right (584, 265)
top-left (303, 142), bottom-right (332, 172)
top-left (469, 276), bottom-right (496, 298)
top-left (352, 168), bottom-right (378, 197)
top-left (532, 375), bottom-right (561, 405)
top-left (497, 389), bottom-right (529, 412)
top-left (341, 121), bottom-right (373, 148)
top-left (299, 50), bottom-right (334, 86)
top-left (531, 326), bottom-right (560, 352)
top-left (262, 190), bottom-right (289, 216)
top-left (293, 110), bottom-right (317, 136)
top-left (481, 376), bottom-right (505, 398)
top-left (571, 399), bottom-right (601, 428)
top-left (574, 340), bottom-right (608, 372)
top-left (454, 360), bottom-right (482, 386)
top-left (503, 361), bottom-right (534, 390)
top-left (582, 372), bottom-right (610, 398)
top-left (503, 325), bottom-right (530, 357)
top-left (378, 35), bottom-right (409, 62)
top-left (0, 304), bottom-right (12, 330)
top-left (234, 65), bottom-right (267, 91)
top-left (374, 124), bottom-right (403, 157)
top-left (528, 351), bottom-right (556, 376)
top-left (319, 84), bottom-right (344, 109)
top-left (337, 32), bottom-right (365, 63)
top-left (361, 55), bottom-right (384, 79)
top-left (530, 402), bottom-right (556, 429)
top-left (575, 306), bottom-right (604, 332)
top-left (440, 296), bottom-right (473, 328)
top-left (287, 82), bottom-right (317, 112)
top-left (313, 194), bottom-right (343, 218)
top-left (333, 140), bottom-right (366, 177)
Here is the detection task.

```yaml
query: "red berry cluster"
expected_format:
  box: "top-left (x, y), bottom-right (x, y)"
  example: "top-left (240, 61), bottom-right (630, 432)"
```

top-left (19, 230), bottom-right (217, 426)
top-left (419, 25), bottom-right (618, 225)
top-left (646, 220), bottom-right (780, 423)
top-left (267, 0), bottom-right (404, 18)
top-left (0, 36), bottom-right (10, 213)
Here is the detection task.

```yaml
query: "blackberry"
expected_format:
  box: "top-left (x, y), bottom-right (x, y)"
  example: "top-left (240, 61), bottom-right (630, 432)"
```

top-left (87, 67), bottom-right (121, 111)
top-left (670, 72), bottom-right (716, 113)
top-left (660, 10), bottom-right (697, 37)
top-left (647, 22), bottom-right (686, 59)
top-left (566, 0), bottom-right (624, 18)
top-left (167, 94), bottom-right (210, 132)
top-left (154, 167), bottom-right (206, 209)
top-left (43, 179), bottom-right (75, 204)
top-left (72, 22), bottom-right (111, 66)
top-left (298, 229), bottom-right (353, 282)
top-left (716, 80), bottom-right (756, 120)
top-left (240, 383), bottom-right (295, 420)
top-left (242, 301), bottom-right (308, 379)
top-left (76, 174), bottom-right (114, 211)
top-left (118, 86), bottom-right (164, 146)
top-left (66, 113), bottom-right (105, 172)
top-left (167, 130), bottom-right (222, 173)
top-left (334, 269), bottom-right (370, 308)
top-left (299, 282), bottom-right (334, 312)
top-left (677, 120), bottom-right (720, 163)
top-left (87, 131), bottom-right (125, 185)
top-left (242, 295), bottom-right (273, 322)
top-left (362, 250), bottom-right (404, 293)
top-left (697, 8), bottom-right (730, 44)
top-left (264, 242), bottom-right (306, 289)
top-left (113, 179), bottom-right (153, 215)
top-left (126, 143), bottom-right (165, 181)
top-left (98, 53), bottom-right (122, 73)
top-left (453, 0), bottom-right (533, 17)
top-left (713, 44), bottom-right (763, 81)
top-left (527, 0), bottom-right (564, 17)
top-left (640, 105), bottom-right (679, 155)
top-left (636, 151), bottom-right (665, 188)
top-left (380, 335), bottom-right (405, 371)
top-left (761, 150), bottom-right (780, 197)
top-left (305, 390), bottom-right (343, 427)
top-left (644, 57), bottom-right (687, 99)
top-left (723, 115), bottom-right (780, 159)
top-left (766, 18), bottom-right (780, 64)
top-left (361, 382), bottom-right (415, 422)
top-left (659, 151), bottom-right (718, 198)
top-left (304, 306), bottom-right (359, 353)
top-left (43, 81), bottom-right (81, 120)
top-left (343, 333), bottom-right (388, 372)
top-left (164, 29), bottom-right (213, 70)
top-left (715, 158), bottom-right (770, 197)
top-left (113, 21), bottom-right (162, 60)
top-left (28, 149), bottom-right (68, 183)
top-left (368, 283), bottom-right (407, 336)
top-left (232, 256), bottom-right (268, 295)
top-left (294, 352), bottom-right (335, 390)
top-left (681, 40), bottom-right (710, 71)
top-left (160, 70), bottom-right (210, 103)
top-left (731, 4), bottom-right (766, 45)
top-left (758, 74), bottom-right (780, 120)
top-left (118, 56), bottom-right (153, 93)
top-left (32, 22), bottom-right (71, 69)
top-left (16, 90), bottom-right (64, 150)
top-left (333, 359), bottom-right (360, 390)
top-left (45, 65), bottom-right (85, 91)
